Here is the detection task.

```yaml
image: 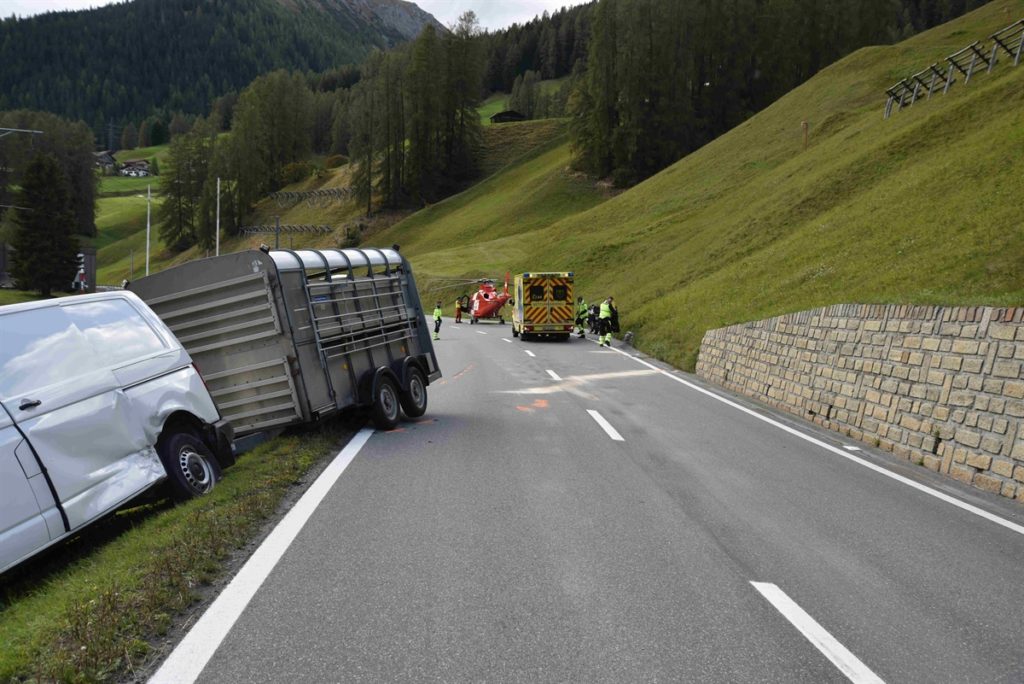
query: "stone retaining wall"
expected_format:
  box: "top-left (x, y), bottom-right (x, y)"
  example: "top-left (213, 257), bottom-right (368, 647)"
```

top-left (696, 304), bottom-right (1024, 501)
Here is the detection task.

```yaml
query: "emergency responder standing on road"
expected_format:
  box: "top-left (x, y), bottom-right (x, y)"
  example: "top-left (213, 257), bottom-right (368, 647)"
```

top-left (454, 296), bottom-right (463, 323)
top-left (575, 296), bottom-right (588, 338)
top-left (599, 296), bottom-right (617, 347)
top-left (433, 301), bottom-right (443, 340)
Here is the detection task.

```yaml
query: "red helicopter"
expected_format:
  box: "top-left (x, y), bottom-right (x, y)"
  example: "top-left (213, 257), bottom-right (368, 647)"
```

top-left (467, 273), bottom-right (511, 325)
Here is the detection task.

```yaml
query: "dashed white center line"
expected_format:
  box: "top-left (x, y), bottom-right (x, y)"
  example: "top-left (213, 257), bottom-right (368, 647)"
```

top-left (843, 445), bottom-right (861, 451)
top-left (751, 582), bottom-right (884, 684)
top-left (502, 338), bottom-right (512, 343)
top-left (587, 409), bottom-right (624, 441)
top-left (546, 369), bottom-right (561, 381)
top-left (476, 330), bottom-right (488, 335)
top-left (524, 350), bottom-right (536, 358)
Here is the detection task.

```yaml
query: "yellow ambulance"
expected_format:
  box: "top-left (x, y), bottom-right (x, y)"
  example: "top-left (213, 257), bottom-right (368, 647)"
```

top-left (511, 272), bottom-right (575, 341)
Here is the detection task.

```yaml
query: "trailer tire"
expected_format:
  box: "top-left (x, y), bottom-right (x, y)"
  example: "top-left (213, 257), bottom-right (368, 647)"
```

top-left (400, 367), bottom-right (428, 418)
top-left (157, 429), bottom-right (221, 501)
top-left (370, 375), bottom-right (401, 430)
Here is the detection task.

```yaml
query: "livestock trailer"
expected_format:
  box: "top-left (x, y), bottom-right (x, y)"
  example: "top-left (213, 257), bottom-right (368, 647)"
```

top-left (130, 248), bottom-right (440, 433)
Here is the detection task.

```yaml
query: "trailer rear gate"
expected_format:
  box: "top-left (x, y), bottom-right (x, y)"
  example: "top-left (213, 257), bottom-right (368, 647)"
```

top-left (130, 248), bottom-right (440, 436)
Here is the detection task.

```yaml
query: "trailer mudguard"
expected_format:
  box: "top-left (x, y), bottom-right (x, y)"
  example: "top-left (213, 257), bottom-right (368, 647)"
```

top-left (358, 367), bottom-right (402, 408)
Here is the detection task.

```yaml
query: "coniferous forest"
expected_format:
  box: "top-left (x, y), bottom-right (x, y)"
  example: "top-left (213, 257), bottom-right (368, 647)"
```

top-left (0, 0), bottom-right (990, 256)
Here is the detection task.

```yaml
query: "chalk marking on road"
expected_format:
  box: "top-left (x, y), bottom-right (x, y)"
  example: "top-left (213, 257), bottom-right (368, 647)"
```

top-left (546, 369), bottom-right (562, 381)
top-left (587, 409), bottom-right (624, 441)
top-left (502, 338), bottom-right (512, 343)
top-left (843, 446), bottom-right (862, 452)
top-left (605, 345), bottom-right (1024, 537)
top-left (148, 428), bottom-right (376, 684)
top-left (524, 350), bottom-right (536, 358)
top-left (751, 582), bottom-right (884, 684)
top-left (476, 330), bottom-right (488, 335)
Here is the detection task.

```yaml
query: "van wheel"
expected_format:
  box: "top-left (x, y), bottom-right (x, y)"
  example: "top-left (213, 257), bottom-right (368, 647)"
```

top-left (371, 375), bottom-right (401, 430)
top-left (158, 430), bottom-right (221, 500)
top-left (400, 367), bottom-right (428, 419)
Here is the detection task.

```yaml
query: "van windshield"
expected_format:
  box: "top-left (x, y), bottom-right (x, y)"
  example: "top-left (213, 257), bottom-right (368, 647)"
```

top-left (0, 299), bottom-right (166, 397)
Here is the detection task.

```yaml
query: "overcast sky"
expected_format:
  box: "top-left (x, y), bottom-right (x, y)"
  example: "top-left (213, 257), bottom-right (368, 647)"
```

top-left (5, 0), bottom-right (590, 31)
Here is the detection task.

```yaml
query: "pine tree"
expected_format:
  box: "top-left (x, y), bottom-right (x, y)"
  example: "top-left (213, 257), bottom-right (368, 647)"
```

top-left (120, 121), bottom-right (138, 150)
top-left (10, 154), bottom-right (78, 297)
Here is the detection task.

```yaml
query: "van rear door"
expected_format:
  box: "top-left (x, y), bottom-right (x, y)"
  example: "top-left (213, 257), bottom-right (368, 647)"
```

top-left (0, 299), bottom-right (165, 530)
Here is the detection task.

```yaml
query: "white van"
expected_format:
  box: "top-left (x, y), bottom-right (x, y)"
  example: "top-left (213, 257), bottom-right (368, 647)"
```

top-left (0, 291), bottom-right (234, 574)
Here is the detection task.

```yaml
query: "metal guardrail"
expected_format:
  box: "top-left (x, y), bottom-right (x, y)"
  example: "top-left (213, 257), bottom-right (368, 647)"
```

top-left (884, 18), bottom-right (1023, 119)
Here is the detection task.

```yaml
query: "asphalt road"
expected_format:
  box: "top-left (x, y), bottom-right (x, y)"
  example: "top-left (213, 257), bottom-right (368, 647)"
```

top-left (158, 318), bottom-right (1024, 683)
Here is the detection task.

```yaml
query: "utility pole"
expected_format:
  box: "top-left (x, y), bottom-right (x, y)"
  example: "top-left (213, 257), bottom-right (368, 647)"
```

top-left (275, 215), bottom-right (281, 250)
top-left (146, 184), bottom-right (151, 275)
top-left (215, 177), bottom-right (221, 257)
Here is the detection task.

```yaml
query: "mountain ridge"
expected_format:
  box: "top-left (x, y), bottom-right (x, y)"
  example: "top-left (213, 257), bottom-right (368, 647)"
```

top-left (0, 0), bottom-right (442, 132)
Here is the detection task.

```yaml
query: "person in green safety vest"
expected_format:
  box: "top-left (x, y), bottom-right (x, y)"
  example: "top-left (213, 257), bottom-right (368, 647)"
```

top-left (575, 296), bottom-right (588, 338)
top-left (598, 296), bottom-right (617, 347)
top-left (433, 301), bottom-right (443, 340)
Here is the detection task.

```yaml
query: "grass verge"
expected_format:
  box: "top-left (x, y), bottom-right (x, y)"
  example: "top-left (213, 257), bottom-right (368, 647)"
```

top-left (0, 422), bottom-right (353, 682)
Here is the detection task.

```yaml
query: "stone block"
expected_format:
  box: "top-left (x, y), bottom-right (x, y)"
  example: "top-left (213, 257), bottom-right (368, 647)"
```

top-left (950, 464), bottom-right (975, 484)
top-left (1012, 441), bottom-right (1024, 461)
top-left (952, 340), bottom-right (980, 354)
top-left (927, 370), bottom-right (946, 386)
top-left (978, 415), bottom-right (993, 432)
top-left (993, 418), bottom-right (1009, 435)
top-left (949, 390), bottom-right (975, 407)
top-left (941, 356), bottom-right (963, 371)
top-left (922, 338), bottom-right (941, 352)
top-left (997, 342), bottom-right (1016, 359)
top-left (984, 378), bottom-right (1005, 394)
top-left (1014, 465), bottom-right (1024, 482)
top-left (956, 429), bottom-right (982, 448)
top-left (992, 459), bottom-right (1015, 478)
top-left (923, 454), bottom-right (942, 471)
top-left (933, 406), bottom-right (950, 421)
top-left (1003, 381), bottom-right (1024, 399)
top-left (900, 415), bottom-right (922, 432)
top-left (980, 437), bottom-right (1003, 455)
top-left (967, 376), bottom-right (983, 392)
top-left (989, 323), bottom-right (1017, 340)
top-left (1001, 482), bottom-right (1016, 499)
top-left (966, 452), bottom-right (992, 470)
top-left (952, 409), bottom-right (967, 423)
top-left (974, 473), bottom-right (1003, 494)
top-left (1007, 401), bottom-right (1024, 418)
top-left (993, 360), bottom-right (1022, 378)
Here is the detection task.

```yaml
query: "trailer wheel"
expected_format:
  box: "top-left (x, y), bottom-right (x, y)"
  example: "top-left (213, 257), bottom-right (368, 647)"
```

top-left (370, 375), bottom-right (401, 430)
top-left (157, 429), bottom-right (221, 500)
top-left (400, 367), bottom-right (428, 418)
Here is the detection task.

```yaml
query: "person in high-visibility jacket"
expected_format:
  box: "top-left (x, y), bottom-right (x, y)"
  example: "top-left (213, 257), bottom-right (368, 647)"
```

top-left (433, 301), bottom-right (443, 340)
top-left (575, 296), bottom-right (588, 338)
top-left (598, 296), bottom-right (616, 347)
top-left (454, 297), bottom-right (463, 323)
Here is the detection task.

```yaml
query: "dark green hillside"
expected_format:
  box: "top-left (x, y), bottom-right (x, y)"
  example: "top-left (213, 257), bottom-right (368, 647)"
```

top-left (0, 0), bottom-right (440, 135)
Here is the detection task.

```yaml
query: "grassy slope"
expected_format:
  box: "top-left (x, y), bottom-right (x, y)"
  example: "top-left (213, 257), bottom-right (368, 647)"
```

top-left (374, 123), bottom-right (610, 290)
top-left (385, 0), bottom-right (1024, 369)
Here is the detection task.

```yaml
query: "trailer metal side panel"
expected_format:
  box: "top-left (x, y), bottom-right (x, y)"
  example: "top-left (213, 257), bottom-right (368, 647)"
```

top-left (130, 248), bottom-right (439, 436)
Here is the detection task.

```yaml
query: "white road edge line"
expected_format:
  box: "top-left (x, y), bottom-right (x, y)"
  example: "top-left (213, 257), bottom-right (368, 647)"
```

top-left (751, 582), bottom-right (884, 684)
top-left (843, 446), bottom-right (862, 452)
top-left (546, 369), bottom-right (562, 381)
top-left (606, 345), bottom-right (1024, 537)
top-left (587, 409), bottom-right (624, 441)
top-left (148, 428), bottom-right (376, 684)
top-left (524, 350), bottom-right (536, 358)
